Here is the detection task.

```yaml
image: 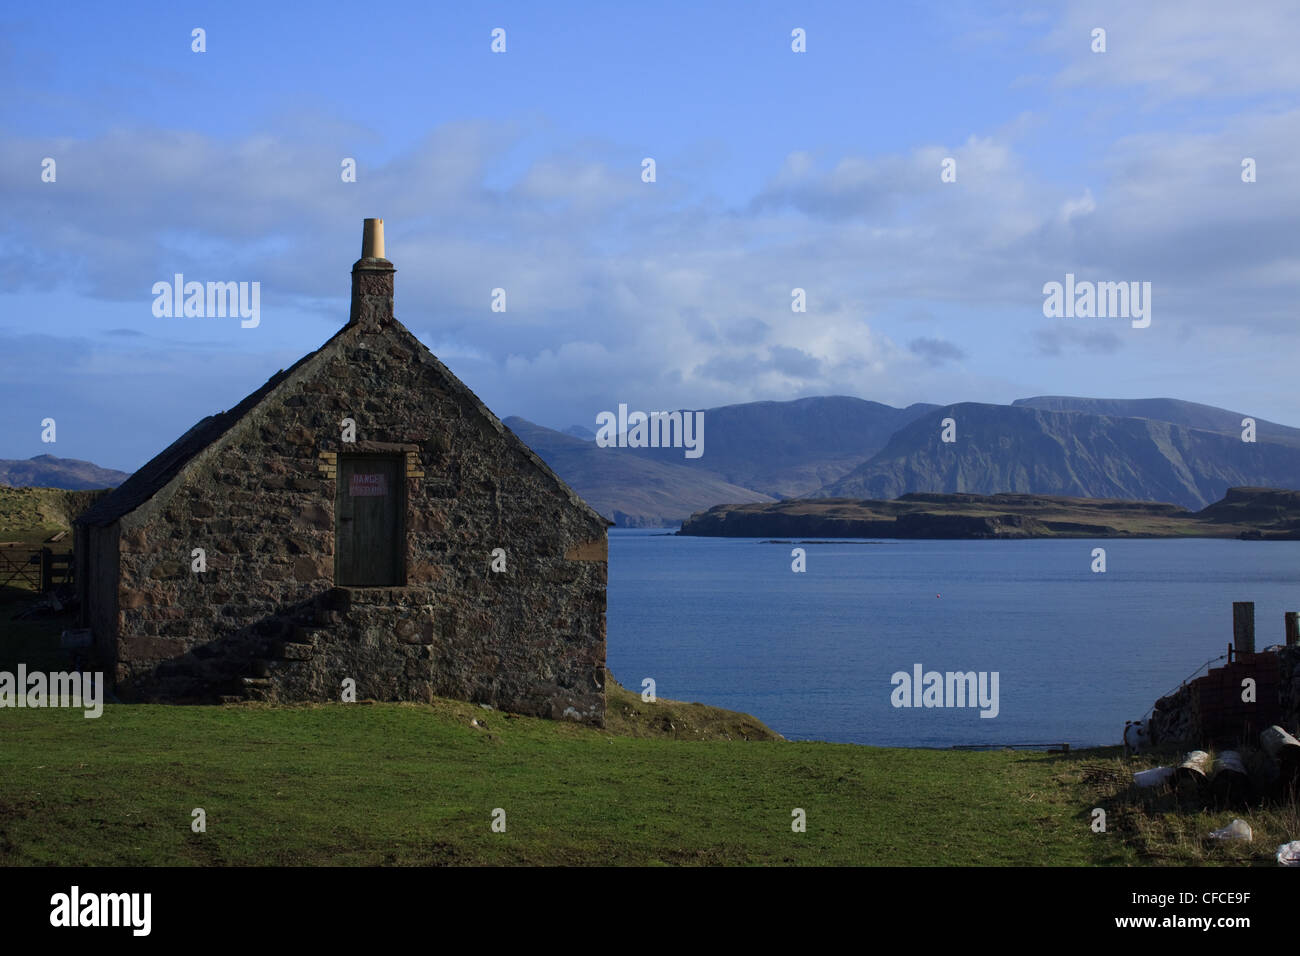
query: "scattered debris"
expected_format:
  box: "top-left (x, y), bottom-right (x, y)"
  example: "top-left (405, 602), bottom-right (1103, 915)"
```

top-left (1261, 725), bottom-right (1300, 780)
top-left (60, 628), bottom-right (92, 649)
top-left (1277, 842), bottom-right (1300, 866)
top-left (1123, 719), bottom-right (1153, 754)
top-left (1133, 766), bottom-right (1174, 789)
top-left (12, 592), bottom-right (64, 619)
top-left (1208, 819), bottom-right (1253, 842)
top-left (1080, 765), bottom-right (1124, 787)
top-left (1211, 750), bottom-right (1250, 802)
top-left (1176, 750), bottom-right (1210, 783)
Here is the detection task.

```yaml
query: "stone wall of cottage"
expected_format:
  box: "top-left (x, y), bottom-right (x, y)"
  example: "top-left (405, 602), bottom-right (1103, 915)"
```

top-left (110, 323), bottom-right (608, 723)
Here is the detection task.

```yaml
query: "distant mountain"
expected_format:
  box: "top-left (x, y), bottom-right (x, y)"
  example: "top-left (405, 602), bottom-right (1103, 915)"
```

top-left (817, 403), bottom-right (1300, 510)
top-left (612, 396), bottom-right (938, 497)
top-left (0, 454), bottom-right (128, 490)
top-left (13, 394), bottom-right (1291, 527)
top-left (1013, 396), bottom-right (1300, 448)
top-left (504, 417), bottom-right (773, 527)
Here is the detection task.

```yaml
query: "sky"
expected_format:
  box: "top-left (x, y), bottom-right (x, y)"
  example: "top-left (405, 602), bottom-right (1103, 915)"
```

top-left (1, 0), bottom-right (1298, 472)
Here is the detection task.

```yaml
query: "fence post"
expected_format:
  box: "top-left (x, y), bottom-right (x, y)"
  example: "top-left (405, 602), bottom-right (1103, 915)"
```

top-left (1286, 611), bottom-right (1299, 647)
top-left (1232, 602), bottom-right (1255, 655)
top-left (39, 547), bottom-right (52, 592)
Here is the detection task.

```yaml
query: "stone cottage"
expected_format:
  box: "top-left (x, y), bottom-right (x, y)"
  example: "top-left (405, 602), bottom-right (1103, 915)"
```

top-left (75, 220), bottom-right (609, 723)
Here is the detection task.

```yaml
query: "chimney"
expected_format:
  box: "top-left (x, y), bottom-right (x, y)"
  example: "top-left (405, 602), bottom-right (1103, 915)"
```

top-left (349, 218), bottom-right (395, 332)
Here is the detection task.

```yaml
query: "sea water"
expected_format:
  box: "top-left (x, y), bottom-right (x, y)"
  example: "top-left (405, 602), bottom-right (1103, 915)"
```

top-left (606, 530), bottom-right (1300, 748)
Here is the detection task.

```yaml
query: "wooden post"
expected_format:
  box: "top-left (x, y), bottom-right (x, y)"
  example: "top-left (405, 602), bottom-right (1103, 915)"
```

top-left (1233, 601), bottom-right (1255, 656)
top-left (39, 547), bottom-right (52, 592)
top-left (1286, 611), bottom-right (1299, 647)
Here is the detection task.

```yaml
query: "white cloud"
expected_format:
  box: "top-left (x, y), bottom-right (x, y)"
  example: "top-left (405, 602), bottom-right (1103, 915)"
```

top-left (1047, 0), bottom-right (1300, 101)
top-left (1059, 188), bottom-right (1096, 223)
top-left (4, 19), bottom-right (1300, 438)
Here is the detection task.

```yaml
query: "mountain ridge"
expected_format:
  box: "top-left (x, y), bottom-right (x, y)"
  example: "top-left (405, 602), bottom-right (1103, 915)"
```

top-left (0, 454), bottom-right (129, 491)
top-left (1012, 396), bottom-right (1300, 448)
top-left (503, 416), bottom-right (773, 527)
top-left (9, 395), bottom-right (1298, 527)
top-left (817, 401), bottom-right (1300, 510)
top-left (595, 395), bottom-right (938, 498)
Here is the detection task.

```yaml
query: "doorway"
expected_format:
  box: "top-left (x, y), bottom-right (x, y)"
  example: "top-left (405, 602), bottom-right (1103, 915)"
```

top-left (335, 454), bottom-right (405, 586)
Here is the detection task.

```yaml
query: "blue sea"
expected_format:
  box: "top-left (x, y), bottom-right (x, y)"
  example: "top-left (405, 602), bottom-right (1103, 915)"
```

top-left (606, 530), bottom-right (1300, 748)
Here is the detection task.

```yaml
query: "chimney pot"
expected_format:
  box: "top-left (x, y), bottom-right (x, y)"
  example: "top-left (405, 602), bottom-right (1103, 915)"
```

top-left (361, 217), bottom-right (385, 260)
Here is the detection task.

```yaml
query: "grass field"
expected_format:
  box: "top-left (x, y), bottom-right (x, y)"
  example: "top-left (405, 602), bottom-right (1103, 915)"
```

top-left (0, 693), bottom-right (1135, 866)
top-left (0, 671), bottom-right (1289, 866)
top-left (0, 487), bottom-right (105, 544)
top-left (0, 504), bottom-right (1293, 867)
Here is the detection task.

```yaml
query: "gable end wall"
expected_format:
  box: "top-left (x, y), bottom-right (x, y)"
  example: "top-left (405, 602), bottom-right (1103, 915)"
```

top-left (111, 322), bottom-right (608, 723)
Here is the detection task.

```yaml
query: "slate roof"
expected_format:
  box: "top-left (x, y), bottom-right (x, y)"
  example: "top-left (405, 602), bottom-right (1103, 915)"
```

top-left (74, 337), bottom-right (334, 528)
top-left (73, 319), bottom-right (608, 530)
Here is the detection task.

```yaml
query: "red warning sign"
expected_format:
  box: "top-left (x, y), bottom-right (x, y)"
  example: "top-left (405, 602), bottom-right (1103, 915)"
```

top-left (349, 473), bottom-right (387, 497)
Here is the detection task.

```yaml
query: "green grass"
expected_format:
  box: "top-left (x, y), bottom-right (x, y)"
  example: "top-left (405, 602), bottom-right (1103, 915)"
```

top-left (0, 697), bottom-right (1143, 866)
top-left (0, 486), bottom-right (102, 542)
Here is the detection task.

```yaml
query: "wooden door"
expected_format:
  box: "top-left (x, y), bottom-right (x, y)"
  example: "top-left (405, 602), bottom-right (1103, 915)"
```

top-left (336, 455), bottom-right (404, 586)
